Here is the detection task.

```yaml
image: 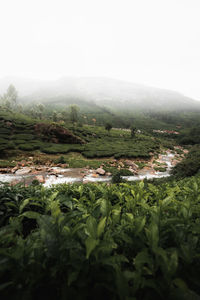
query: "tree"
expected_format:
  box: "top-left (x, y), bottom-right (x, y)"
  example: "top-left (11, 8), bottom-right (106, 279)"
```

top-left (125, 122), bottom-right (131, 129)
top-left (37, 103), bottom-right (45, 120)
top-left (131, 126), bottom-right (136, 138)
top-left (83, 115), bottom-right (87, 124)
top-left (17, 104), bottom-right (23, 113)
top-left (30, 108), bottom-right (36, 118)
top-left (0, 84), bottom-right (18, 111)
top-left (52, 111), bottom-right (58, 122)
top-left (92, 118), bottom-right (96, 126)
top-left (70, 104), bottom-right (79, 125)
top-left (6, 84), bottom-right (18, 106)
top-left (105, 123), bottom-right (112, 133)
top-left (0, 95), bottom-right (3, 106)
top-left (61, 111), bottom-right (68, 122)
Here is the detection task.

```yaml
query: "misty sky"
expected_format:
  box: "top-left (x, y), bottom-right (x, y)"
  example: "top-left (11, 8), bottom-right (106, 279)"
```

top-left (0, 0), bottom-right (200, 99)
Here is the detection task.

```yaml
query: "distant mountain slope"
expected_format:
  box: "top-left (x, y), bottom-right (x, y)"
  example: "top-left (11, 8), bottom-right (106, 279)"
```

top-left (0, 76), bottom-right (200, 112)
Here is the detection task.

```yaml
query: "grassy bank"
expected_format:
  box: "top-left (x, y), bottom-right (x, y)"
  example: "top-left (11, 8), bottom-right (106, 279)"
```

top-left (0, 112), bottom-right (176, 162)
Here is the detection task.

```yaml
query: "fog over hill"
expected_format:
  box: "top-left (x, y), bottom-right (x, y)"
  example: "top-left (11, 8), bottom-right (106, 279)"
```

top-left (0, 76), bottom-right (200, 112)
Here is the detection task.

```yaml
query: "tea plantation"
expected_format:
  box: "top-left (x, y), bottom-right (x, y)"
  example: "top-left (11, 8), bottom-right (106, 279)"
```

top-left (0, 111), bottom-right (162, 160)
top-left (0, 175), bottom-right (200, 299)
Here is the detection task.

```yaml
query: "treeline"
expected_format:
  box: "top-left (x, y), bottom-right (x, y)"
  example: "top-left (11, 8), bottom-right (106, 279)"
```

top-left (2, 84), bottom-right (200, 131)
top-left (178, 127), bottom-right (200, 145)
top-left (172, 145), bottom-right (200, 178)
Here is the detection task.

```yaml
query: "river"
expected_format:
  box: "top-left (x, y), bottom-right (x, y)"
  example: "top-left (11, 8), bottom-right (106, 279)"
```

top-left (0, 153), bottom-right (175, 186)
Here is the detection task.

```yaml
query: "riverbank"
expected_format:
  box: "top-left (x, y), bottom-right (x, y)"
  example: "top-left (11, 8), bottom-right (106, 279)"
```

top-left (0, 147), bottom-right (188, 186)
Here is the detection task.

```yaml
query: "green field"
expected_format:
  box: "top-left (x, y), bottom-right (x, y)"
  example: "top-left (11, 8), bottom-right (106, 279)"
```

top-left (0, 111), bottom-right (176, 163)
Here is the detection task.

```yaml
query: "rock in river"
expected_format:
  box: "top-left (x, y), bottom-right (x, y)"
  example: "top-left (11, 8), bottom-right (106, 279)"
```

top-left (96, 168), bottom-right (106, 175)
top-left (125, 160), bottom-right (138, 170)
top-left (15, 167), bottom-right (32, 175)
top-left (35, 175), bottom-right (45, 183)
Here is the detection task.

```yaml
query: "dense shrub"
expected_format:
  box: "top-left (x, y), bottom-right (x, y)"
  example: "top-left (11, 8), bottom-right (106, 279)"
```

top-left (55, 155), bottom-right (66, 164)
top-left (1, 177), bottom-right (200, 299)
top-left (14, 139), bottom-right (27, 145)
top-left (41, 144), bottom-right (83, 154)
top-left (179, 127), bottom-right (200, 145)
top-left (12, 133), bottom-right (35, 140)
top-left (19, 144), bottom-right (40, 151)
top-left (117, 169), bottom-right (133, 176)
top-left (154, 166), bottom-right (167, 172)
top-left (0, 138), bottom-right (8, 144)
top-left (0, 160), bottom-right (15, 167)
top-left (171, 146), bottom-right (200, 177)
top-left (0, 128), bottom-right (12, 134)
top-left (111, 171), bottom-right (124, 183)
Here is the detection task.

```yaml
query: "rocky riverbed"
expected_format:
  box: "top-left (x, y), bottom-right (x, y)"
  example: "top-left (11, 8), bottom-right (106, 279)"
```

top-left (0, 148), bottom-right (188, 186)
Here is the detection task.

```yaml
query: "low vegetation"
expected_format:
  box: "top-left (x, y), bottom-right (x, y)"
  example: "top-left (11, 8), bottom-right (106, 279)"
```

top-left (1, 84), bottom-right (200, 300)
top-left (0, 111), bottom-right (164, 161)
top-left (0, 111), bottom-right (84, 157)
top-left (172, 146), bottom-right (200, 178)
top-left (1, 176), bottom-right (200, 299)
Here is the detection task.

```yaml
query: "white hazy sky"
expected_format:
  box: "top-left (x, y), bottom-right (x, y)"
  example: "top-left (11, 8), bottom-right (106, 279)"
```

top-left (0, 0), bottom-right (200, 99)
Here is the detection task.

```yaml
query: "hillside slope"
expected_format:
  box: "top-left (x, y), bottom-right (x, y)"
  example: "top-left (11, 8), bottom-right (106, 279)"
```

top-left (1, 77), bottom-right (200, 112)
top-left (0, 112), bottom-right (85, 154)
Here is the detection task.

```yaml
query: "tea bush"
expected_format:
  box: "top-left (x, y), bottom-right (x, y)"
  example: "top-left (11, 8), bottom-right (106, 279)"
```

top-left (0, 176), bottom-right (200, 299)
top-left (172, 146), bottom-right (200, 178)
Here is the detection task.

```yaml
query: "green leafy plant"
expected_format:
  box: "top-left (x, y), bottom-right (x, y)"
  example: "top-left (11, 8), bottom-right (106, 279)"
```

top-left (1, 174), bottom-right (200, 299)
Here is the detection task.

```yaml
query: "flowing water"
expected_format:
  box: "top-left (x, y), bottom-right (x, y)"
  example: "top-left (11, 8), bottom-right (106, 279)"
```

top-left (0, 153), bottom-right (175, 186)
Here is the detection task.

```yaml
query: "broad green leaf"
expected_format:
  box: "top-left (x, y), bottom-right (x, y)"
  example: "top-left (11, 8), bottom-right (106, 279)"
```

top-left (19, 199), bottom-right (42, 213)
top-left (123, 270), bottom-right (135, 280)
top-left (0, 281), bottom-right (13, 291)
top-left (135, 217), bottom-right (146, 234)
top-left (139, 180), bottom-right (144, 189)
top-left (173, 278), bottom-right (188, 291)
top-left (85, 237), bottom-right (99, 259)
top-left (78, 185), bottom-right (84, 197)
top-left (98, 198), bottom-right (111, 217)
top-left (162, 196), bottom-right (172, 207)
top-left (20, 211), bottom-right (40, 219)
top-left (134, 249), bottom-right (152, 271)
top-left (146, 222), bottom-right (159, 250)
top-left (63, 226), bottom-right (70, 234)
top-left (112, 208), bottom-right (121, 223)
top-left (49, 191), bottom-right (59, 201)
top-left (63, 199), bottom-right (73, 210)
top-left (4, 202), bottom-right (18, 208)
top-left (193, 181), bottom-right (198, 192)
top-left (19, 198), bottom-right (31, 213)
top-left (97, 217), bottom-right (106, 238)
top-left (181, 207), bottom-right (188, 219)
top-left (131, 189), bottom-right (135, 197)
top-left (126, 213), bottom-right (134, 222)
top-left (151, 223), bottom-right (159, 249)
top-left (50, 201), bottom-right (61, 218)
top-left (67, 271), bottom-right (79, 286)
top-left (85, 216), bottom-right (97, 238)
top-left (89, 190), bottom-right (95, 202)
top-left (138, 202), bottom-right (150, 210)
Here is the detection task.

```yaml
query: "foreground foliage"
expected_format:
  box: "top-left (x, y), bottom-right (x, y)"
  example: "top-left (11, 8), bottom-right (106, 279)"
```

top-left (0, 176), bottom-right (200, 300)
